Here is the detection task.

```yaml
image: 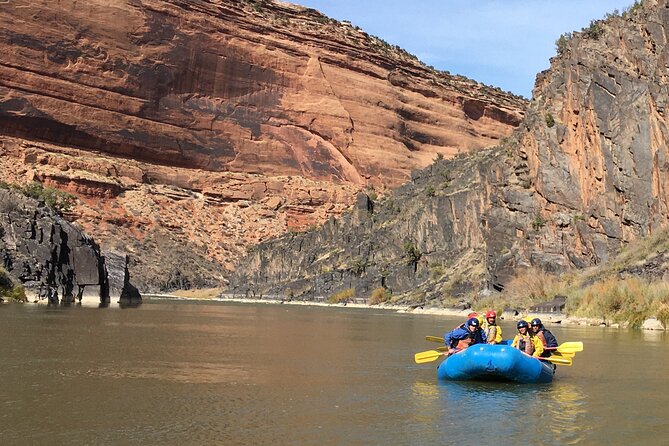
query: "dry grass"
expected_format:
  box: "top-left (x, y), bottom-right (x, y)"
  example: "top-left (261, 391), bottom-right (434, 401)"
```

top-left (584, 227), bottom-right (669, 284)
top-left (369, 287), bottom-right (391, 305)
top-left (171, 287), bottom-right (222, 300)
top-left (478, 267), bottom-right (573, 312)
top-left (328, 288), bottom-right (355, 304)
top-left (567, 277), bottom-right (669, 327)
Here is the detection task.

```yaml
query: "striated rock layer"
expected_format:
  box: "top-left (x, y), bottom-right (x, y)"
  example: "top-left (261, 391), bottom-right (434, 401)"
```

top-left (0, 0), bottom-right (525, 290)
top-left (229, 1), bottom-right (669, 303)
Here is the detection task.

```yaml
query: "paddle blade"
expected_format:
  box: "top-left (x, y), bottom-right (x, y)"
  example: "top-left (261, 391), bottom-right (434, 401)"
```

top-left (552, 351), bottom-right (575, 359)
top-left (425, 335), bottom-right (445, 344)
top-left (543, 356), bottom-right (572, 366)
top-left (557, 341), bottom-right (583, 352)
top-left (414, 350), bottom-right (444, 364)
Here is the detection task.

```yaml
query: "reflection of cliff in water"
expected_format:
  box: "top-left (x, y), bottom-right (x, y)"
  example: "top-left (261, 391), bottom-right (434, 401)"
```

top-left (408, 379), bottom-right (587, 444)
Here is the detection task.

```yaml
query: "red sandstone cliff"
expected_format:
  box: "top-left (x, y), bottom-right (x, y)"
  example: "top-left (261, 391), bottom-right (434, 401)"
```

top-left (0, 0), bottom-right (525, 290)
top-left (228, 1), bottom-right (669, 303)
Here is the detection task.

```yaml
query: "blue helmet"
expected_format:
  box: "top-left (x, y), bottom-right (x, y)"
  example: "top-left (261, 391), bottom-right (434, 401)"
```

top-left (466, 317), bottom-right (480, 328)
top-left (530, 318), bottom-right (542, 327)
top-left (517, 320), bottom-right (529, 329)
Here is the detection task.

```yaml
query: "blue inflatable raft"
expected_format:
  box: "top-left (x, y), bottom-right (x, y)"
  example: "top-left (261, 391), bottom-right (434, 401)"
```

top-left (437, 344), bottom-right (555, 383)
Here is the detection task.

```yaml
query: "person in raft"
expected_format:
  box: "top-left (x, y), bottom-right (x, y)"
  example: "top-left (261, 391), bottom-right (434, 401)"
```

top-left (530, 318), bottom-right (558, 357)
top-left (443, 317), bottom-right (487, 355)
top-left (511, 320), bottom-right (543, 357)
top-left (482, 310), bottom-right (503, 344)
top-left (453, 312), bottom-right (484, 330)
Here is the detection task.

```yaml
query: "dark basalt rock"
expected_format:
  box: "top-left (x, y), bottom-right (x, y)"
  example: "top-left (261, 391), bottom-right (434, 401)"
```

top-left (0, 188), bottom-right (141, 304)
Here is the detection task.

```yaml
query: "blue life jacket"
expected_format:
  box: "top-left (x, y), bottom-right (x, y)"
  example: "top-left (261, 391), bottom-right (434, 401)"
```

top-left (444, 326), bottom-right (486, 348)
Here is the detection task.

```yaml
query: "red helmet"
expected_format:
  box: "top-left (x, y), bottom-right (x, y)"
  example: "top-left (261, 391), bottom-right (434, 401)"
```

top-left (467, 312), bottom-right (479, 319)
top-left (486, 310), bottom-right (497, 319)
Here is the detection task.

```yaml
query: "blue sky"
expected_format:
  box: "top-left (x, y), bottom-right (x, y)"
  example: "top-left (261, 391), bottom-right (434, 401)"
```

top-left (292, 0), bottom-right (638, 98)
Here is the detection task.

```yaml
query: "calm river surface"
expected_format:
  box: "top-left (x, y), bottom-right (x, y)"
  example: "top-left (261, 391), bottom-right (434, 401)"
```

top-left (1, 299), bottom-right (668, 445)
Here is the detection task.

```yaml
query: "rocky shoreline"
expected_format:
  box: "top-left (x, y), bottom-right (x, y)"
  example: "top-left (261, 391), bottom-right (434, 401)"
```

top-left (159, 295), bottom-right (665, 331)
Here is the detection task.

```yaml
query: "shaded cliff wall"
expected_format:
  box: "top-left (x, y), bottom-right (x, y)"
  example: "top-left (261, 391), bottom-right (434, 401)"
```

top-left (0, 188), bottom-right (140, 304)
top-left (229, 149), bottom-right (503, 303)
top-left (229, 1), bottom-right (669, 302)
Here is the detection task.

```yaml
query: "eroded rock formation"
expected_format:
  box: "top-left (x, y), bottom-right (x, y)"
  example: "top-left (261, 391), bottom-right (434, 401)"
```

top-left (0, 0), bottom-right (525, 290)
top-left (229, 1), bottom-right (669, 303)
top-left (0, 188), bottom-right (140, 304)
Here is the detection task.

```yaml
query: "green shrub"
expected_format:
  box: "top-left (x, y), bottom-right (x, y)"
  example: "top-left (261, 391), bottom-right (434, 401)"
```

top-left (404, 240), bottom-right (422, 265)
top-left (545, 113), bottom-right (555, 128)
top-left (584, 20), bottom-right (605, 39)
top-left (531, 215), bottom-right (547, 231)
top-left (328, 288), bottom-right (355, 304)
top-left (0, 267), bottom-right (27, 302)
top-left (19, 182), bottom-right (76, 214)
top-left (624, 1), bottom-right (643, 16)
top-left (348, 259), bottom-right (366, 276)
top-left (555, 33), bottom-right (572, 56)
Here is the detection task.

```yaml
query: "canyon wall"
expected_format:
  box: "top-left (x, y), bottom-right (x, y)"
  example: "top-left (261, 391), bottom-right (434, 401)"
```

top-left (230, 1), bottom-right (669, 304)
top-left (0, 0), bottom-right (525, 290)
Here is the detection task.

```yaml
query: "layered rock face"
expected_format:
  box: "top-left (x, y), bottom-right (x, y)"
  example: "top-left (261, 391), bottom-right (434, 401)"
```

top-left (229, 1), bottom-right (669, 302)
top-left (0, 188), bottom-right (140, 304)
top-left (230, 150), bottom-right (500, 302)
top-left (515, 0), bottom-right (669, 269)
top-left (0, 0), bottom-right (525, 290)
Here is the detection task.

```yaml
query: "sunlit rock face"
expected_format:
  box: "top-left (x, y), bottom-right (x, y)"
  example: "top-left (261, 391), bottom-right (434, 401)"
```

top-left (229, 1), bottom-right (669, 301)
top-left (0, 0), bottom-right (525, 290)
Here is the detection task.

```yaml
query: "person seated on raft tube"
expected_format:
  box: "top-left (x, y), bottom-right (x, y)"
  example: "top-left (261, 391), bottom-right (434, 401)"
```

top-left (482, 310), bottom-right (503, 344)
top-left (511, 320), bottom-right (543, 357)
top-left (452, 312), bottom-right (484, 330)
top-left (530, 318), bottom-right (558, 357)
top-left (443, 317), bottom-right (487, 355)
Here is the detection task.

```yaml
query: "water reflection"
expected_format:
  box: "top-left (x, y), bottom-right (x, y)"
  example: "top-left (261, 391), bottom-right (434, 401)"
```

top-left (409, 378), bottom-right (587, 445)
top-left (541, 383), bottom-right (588, 444)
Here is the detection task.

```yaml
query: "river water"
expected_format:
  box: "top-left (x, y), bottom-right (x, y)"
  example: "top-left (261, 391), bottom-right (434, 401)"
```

top-left (1, 299), bottom-right (668, 445)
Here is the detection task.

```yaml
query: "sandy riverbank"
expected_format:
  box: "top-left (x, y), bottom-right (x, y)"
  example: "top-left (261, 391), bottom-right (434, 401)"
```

top-left (144, 293), bottom-right (607, 328)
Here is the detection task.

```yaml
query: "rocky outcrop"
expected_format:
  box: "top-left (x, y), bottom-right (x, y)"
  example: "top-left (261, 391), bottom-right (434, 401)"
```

top-left (0, 188), bottom-right (140, 304)
top-left (229, 150), bottom-right (500, 302)
top-left (0, 0), bottom-right (525, 290)
top-left (228, 1), bottom-right (669, 303)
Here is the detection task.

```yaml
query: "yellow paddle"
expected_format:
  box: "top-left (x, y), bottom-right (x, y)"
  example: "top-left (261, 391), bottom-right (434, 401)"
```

top-left (552, 341), bottom-right (583, 352)
top-left (414, 350), bottom-right (446, 364)
top-left (425, 335), bottom-right (444, 343)
top-left (541, 355), bottom-right (572, 366)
